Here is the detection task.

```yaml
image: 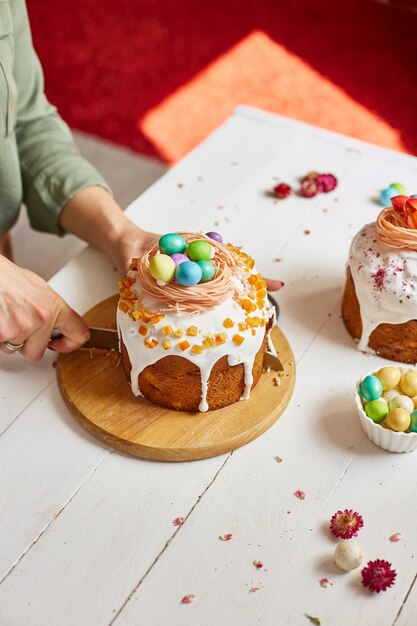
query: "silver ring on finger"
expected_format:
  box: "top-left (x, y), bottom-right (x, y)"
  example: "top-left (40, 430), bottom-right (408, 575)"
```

top-left (3, 340), bottom-right (26, 353)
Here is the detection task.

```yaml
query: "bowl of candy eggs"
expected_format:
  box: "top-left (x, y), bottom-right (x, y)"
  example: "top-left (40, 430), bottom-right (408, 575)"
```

top-left (355, 367), bottom-right (417, 453)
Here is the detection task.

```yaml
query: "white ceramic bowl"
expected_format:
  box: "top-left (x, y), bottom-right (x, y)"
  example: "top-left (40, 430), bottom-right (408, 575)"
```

top-left (355, 368), bottom-right (417, 453)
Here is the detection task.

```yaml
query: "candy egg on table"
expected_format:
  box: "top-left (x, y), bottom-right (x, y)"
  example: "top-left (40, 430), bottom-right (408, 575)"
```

top-left (360, 375), bottom-right (383, 402)
top-left (388, 394), bottom-right (414, 413)
top-left (382, 388), bottom-right (401, 403)
top-left (197, 260), bottom-right (216, 283)
top-left (171, 253), bottom-right (189, 266)
top-left (390, 182), bottom-right (407, 195)
top-left (385, 408), bottom-right (411, 432)
top-left (175, 261), bottom-right (203, 286)
top-left (187, 240), bottom-right (214, 262)
top-left (205, 231), bottom-right (223, 243)
top-left (334, 540), bottom-right (363, 571)
top-left (149, 254), bottom-right (176, 283)
top-left (159, 233), bottom-right (187, 256)
top-left (365, 400), bottom-right (389, 423)
top-left (400, 370), bottom-right (417, 397)
top-left (410, 410), bottom-right (417, 433)
top-left (376, 366), bottom-right (401, 391)
top-left (380, 186), bottom-right (398, 207)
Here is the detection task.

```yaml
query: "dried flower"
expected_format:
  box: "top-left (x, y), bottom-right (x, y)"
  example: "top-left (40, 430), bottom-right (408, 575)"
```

top-left (249, 587), bottom-right (260, 593)
top-left (319, 578), bottom-right (330, 588)
top-left (253, 560), bottom-right (263, 569)
top-left (304, 614), bottom-right (321, 625)
top-left (172, 517), bottom-right (184, 527)
top-left (389, 533), bottom-right (401, 542)
top-left (301, 178), bottom-right (319, 198)
top-left (181, 594), bottom-right (195, 604)
top-left (316, 173), bottom-right (337, 193)
top-left (294, 490), bottom-right (306, 500)
top-left (361, 559), bottom-right (396, 592)
top-left (330, 509), bottom-right (364, 539)
top-left (273, 182), bottom-right (292, 199)
top-left (274, 455), bottom-right (283, 463)
top-left (219, 533), bottom-right (232, 541)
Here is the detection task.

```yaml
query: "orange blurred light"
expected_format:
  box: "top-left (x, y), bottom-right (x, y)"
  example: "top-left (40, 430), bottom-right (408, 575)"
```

top-left (137, 30), bottom-right (405, 164)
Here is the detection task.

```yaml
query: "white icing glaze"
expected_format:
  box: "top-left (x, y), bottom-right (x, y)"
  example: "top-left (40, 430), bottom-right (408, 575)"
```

top-left (117, 276), bottom-right (275, 412)
top-left (348, 222), bottom-right (417, 353)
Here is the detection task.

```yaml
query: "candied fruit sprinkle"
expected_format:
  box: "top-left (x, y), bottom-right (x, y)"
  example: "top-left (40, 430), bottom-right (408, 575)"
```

top-left (330, 509), bottom-right (364, 540)
top-left (162, 338), bottom-right (172, 350)
top-left (178, 340), bottom-right (190, 351)
top-left (187, 325), bottom-right (198, 336)
top-left (232, 334), bottom-right (245, 346)
top-left (215, 332), bottom-right (227, 345)
top-left (191, 344), bottom-right (204, 354)
top-left (238, 322), bottom-right (248, 332)
top-left (150, 314), bottom-right (165, 325)
top-left (138, 325), bottom-right (148, 336)
top-left (294, 490), bottom-right (306, 500)
top-left (181, 595), bottom-right (195, 604)
top-left (202, 336), bottom-right (215, 349)
top-left (219, 533), bottom-right (232, 541)
top-left (144, 337), bottom-right (158, 349)
top-left (361, 559), bottom-right (396, 593)
top-left (161, 325), bottom-right (174, 335)
top-left (174, 328), bottom-right (184, 338)
top-left (223, 318), bottom-right (234, 328)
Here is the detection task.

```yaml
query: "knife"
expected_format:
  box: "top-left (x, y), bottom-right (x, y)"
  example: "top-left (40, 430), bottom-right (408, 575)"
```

top-left (79, 327), bottom-right (284, 371)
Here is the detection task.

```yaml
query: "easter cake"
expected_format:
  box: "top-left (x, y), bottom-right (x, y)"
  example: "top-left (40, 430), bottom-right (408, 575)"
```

top-left (117, 232), bottom-right (276, 412)
top-left (342, 195), bottom-right (417, 363)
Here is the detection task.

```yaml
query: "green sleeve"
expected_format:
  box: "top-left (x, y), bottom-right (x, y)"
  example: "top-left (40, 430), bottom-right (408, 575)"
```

top-left (12, 0), bottom-right (111, 235)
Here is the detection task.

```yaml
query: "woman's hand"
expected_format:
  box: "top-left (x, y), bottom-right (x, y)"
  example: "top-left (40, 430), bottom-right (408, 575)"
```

top-left (0, 255), bottom-right (89, 362)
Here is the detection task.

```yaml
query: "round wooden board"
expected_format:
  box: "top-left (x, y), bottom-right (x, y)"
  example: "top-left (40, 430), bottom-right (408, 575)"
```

top-left (57, 296), bottom-right (295, 462)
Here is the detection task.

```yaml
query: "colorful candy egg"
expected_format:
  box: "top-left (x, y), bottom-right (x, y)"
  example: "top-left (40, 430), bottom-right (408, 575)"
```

top-left (388, 394), bottom-right (414, 413)
top-left (360, 375), bottom-right (383, 402)
top-left (390, 182), bottom-right (407, 195)
top-left (376, 366), bottom-right (401, 391)
top-left (149, 254), bottom-right (176, 283)
top-left (159, 233), bottom-right (187, 256)
top-left (382, 389), bottom-right (401, 403)
top-left (171, 253), bottom-right (189, 266)
top-left (334, 540), bottom-right (363, 571)
top-left (175, 261), bottom-right (203, 286)
top-left (365, 400), bottom-right (389, 423)
top-left (385, 408), bottom-right (411, 432)
top-left (205, 231), bottom-right (223, 243)
top-left (380, 186), bottom-right (398, 207)
top-left (197, 260), bottom-right (216, 283)
top-left (187, 240), bottom-right (213, 262)
top-left (410, 410), bottom-right (417, 433)
top-left (400, 370), bottom-right (417, 397)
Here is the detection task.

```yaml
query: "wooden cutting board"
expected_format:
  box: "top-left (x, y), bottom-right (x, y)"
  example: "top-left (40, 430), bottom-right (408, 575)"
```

top-left (57, 296), bottom-right (295, 462)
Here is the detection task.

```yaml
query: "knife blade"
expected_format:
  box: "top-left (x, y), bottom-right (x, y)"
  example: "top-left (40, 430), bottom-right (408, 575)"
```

top-left (80, 326), bottom-right (284, 370)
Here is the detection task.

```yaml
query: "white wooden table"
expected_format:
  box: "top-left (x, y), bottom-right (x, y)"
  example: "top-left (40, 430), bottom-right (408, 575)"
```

top-left (1, 106), bottom-right (417, 626)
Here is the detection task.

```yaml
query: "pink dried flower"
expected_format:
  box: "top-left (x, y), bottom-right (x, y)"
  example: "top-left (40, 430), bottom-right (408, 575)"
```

top-left (253, 560), bottom-right (263, 569)
top-left (316, 173), bottom-right (337, 192)
top-left (389, 533), bottom-right (401, 543)
top-left (249, 587), bottom-right (260, 593)
top-left (294, 490), bottom-right (306, 500)
top-left (330, 509), bottom-right (364, 539)
top-left (319, 578), bottom-right (330, 588)
top-left (301, 178), bottom-right (319, 198)
top-left (361, 559), bottom-right (396, 593)
top-left (181, 594), bottom-right (195, 604)
top-left (219, 533), bottom-right (232, 541)
top-left (172, 517), bottom-right (184, 526)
